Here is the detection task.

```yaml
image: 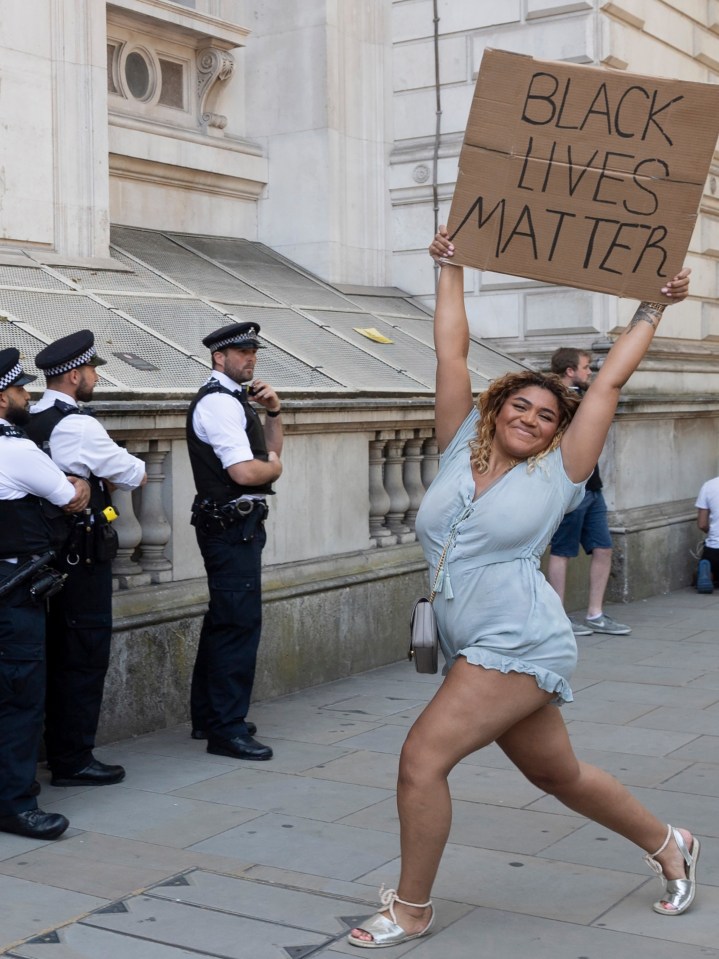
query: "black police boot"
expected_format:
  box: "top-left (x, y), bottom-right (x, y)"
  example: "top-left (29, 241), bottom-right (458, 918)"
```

top-left (0, 809), bottom-right (69, 839)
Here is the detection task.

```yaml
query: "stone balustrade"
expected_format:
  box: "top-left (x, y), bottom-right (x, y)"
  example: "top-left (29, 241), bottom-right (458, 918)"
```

top-left (88, 394), bottom-right (443, 590)
top-left (110, 421), bottom-right (442, 584)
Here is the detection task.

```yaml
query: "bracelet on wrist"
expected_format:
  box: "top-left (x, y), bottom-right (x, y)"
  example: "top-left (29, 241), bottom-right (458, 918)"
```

top-left (266, 407), bottom-right (282, 417)
top-left (641, 301), bottom-right (667, 315)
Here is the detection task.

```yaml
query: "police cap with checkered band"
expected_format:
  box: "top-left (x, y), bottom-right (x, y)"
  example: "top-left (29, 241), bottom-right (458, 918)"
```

top-left (34, 330), bottom-right (108, 377)
top-left (202, 322), bottom-right (265, 352)
top-left (0, 347), bottom-right (36, 390)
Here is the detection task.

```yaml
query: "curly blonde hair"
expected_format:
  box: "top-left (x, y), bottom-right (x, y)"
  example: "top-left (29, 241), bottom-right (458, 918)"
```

top-left (469, 370), bottom-right (580, 474)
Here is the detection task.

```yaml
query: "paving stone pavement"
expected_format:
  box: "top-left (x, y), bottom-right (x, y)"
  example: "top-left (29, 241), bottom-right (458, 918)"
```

top-left (1, 587), bottom-right (718, 958)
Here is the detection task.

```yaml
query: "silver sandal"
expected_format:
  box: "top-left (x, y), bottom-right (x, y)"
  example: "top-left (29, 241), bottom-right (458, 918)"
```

top-left (347, 885), bottom-right (434, 949)
top-left (643, 824), bottom-right (700, 916)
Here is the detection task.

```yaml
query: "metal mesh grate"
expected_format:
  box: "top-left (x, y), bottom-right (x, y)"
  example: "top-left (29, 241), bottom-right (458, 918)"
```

top-left (172, 234), bottom-right (354, 310)
top-left (0, 291), bottom-right (212, 390)
top-left (0, 266), bottom-right (72, 291)
top-left (302, 310), bottom-right (437, 388)
top-left (0, 228), bottom-right (524, 395)
top-left (391, 316), bottom-right (526, 382)
top-left (52, 250), bottom-right (189, 296)
top-left (0, 321), bottom-right (54, 370)
top-left (212, 303), bottom-right (427, 391)
top-left (340, 294), bottom-right (429, 319)
top-left (105, 296), bottom-right (230, 353)
top-left (112, 227), bottom-right (278, 304)
top-left (107, 297), bottom-right (340, 391)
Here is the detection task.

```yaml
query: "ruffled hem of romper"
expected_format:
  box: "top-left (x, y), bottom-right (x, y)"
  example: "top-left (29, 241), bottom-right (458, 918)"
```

top-left (457, 647), bottom-right (574, 706)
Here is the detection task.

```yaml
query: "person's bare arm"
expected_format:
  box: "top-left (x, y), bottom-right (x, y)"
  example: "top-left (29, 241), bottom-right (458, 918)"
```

top-left (561, 269), bottom-right (690, 483)
top-left (227, 453), bottom-right (282, 486)
top-left (698, 507), bottom-right (710, 533)
top-left (428, 228), bottom-right (474, 452)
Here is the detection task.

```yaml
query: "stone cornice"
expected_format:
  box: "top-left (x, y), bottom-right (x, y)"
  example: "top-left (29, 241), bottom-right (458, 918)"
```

top-left (107, 0), bottom-right (249, 49)
top-left (109, 153), bottom-right (267, 201)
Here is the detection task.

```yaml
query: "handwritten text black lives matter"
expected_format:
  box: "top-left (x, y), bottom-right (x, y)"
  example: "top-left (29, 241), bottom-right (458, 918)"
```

top-left (451, 71), bottom-right (684, 280)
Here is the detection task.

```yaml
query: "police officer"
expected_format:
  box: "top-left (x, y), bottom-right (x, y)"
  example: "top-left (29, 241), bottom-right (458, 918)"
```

top-left (187, 322), bottom-right (282, 761)
top-left (26, 331), bottom-right (147, 787)
top-left (0, 348), bottom-right (89, 838)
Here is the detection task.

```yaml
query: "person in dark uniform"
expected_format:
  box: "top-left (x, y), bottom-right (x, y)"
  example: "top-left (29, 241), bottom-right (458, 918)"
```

top-left (26, 331), bottom-right (146, 787)
top-left (0, 348), bottom-right (89, 838)
top-left (187, 322), bottom-right (282, 761)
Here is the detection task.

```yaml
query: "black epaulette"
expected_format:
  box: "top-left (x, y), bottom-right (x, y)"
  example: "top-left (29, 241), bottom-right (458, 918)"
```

top-left (0, 423), bottom-right (26, 438)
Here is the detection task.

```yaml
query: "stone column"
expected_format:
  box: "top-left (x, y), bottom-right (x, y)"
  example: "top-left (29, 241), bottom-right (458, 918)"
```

top-left (403, 434), bottom-right (425, 532)
top-left (50, 0), bottom-right (110, 256)
top-left (112, 486), bottom-right (150, 590)
top-left (421, 435), bottom-right (440, 489)
top-left (369, 437), bottom-right (395, 547)
top-left (138, 442), bottom-right (173, 583)
top-left (384, 431), bottom-right (414, 544)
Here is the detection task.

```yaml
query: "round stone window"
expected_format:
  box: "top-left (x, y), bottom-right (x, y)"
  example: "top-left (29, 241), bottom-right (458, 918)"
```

top-left (125, 51), bottom-right (152, 100)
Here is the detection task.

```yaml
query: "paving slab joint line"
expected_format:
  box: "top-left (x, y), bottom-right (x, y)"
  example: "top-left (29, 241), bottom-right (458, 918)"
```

top-left (0, 866), bottom-right (199, 957)
top-left (142, 870), bottom-right (386, 927)
top-left (202, 869), bottom-right (383, 908)
top-left (589, 873), bottom-right (655, 927)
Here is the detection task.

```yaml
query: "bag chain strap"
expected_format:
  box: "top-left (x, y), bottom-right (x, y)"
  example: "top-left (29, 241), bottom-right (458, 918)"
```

top-left (428, 537), bottom-right (451, 605)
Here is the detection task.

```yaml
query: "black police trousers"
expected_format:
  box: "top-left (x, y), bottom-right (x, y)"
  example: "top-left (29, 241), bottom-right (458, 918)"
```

top-left (191, 513), bottom-right (266, 741)
top-left (0, 561), bottom-right (45, 816)
top-left (44, 556), bottom-right (113, 775)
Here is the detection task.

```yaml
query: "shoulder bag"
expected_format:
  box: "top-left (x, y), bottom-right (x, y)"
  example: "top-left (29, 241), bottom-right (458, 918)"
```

top-left (408, 538), bottom-right (451, 674)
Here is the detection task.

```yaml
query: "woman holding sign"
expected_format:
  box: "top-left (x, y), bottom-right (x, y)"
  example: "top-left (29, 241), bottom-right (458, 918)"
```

top-left (348, 230), bottom-right (696, 948)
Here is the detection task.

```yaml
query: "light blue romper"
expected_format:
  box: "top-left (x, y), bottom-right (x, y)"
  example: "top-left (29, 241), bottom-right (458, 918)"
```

top-left (415, 409), bottom-right (586, 704)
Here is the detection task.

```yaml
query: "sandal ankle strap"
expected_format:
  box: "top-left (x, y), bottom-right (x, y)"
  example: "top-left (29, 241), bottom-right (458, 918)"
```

top-left (644, 824), bottom-right (673, 878)
top-left (379, 885), bottom-right (432, 924)
top-left (643, 825), bottom-right (693, 879)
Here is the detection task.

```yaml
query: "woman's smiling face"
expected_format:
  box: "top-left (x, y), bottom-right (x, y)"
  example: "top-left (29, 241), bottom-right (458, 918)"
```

top-left (493, 386), bottom-right (560, 460)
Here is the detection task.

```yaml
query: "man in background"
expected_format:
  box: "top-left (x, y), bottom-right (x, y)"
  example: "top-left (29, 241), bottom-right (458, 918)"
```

top-left (546, 347), bottom-right (631, 637)
top-left (695, 473), bottom-right (719, 592)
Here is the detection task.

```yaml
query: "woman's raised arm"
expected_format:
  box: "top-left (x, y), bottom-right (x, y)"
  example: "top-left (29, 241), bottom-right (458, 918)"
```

top-left (429, 228), bottom-right (474, 451)
top-left (561, 268), bottom-right (691, 483)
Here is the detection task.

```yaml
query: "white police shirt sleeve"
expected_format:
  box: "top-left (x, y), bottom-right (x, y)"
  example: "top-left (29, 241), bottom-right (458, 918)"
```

top-left (193, 392), bottom-right (254, 468)
top-left (0, 436), bottom-right (75, 506)
top-left (49, 415), bottom-right (145, 490)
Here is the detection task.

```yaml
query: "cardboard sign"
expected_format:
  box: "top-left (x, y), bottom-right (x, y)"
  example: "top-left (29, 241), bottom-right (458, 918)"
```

top-left (447, 50), bottom-right (719, 300)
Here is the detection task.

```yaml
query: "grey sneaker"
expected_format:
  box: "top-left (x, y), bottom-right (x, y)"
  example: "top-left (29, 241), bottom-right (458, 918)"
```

top-left (570, 618), bottom-right (593, 636)
top-left (584, 614), bottom-right (631, 635)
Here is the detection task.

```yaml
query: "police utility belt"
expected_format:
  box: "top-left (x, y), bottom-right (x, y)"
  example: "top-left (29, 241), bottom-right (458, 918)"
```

top-left (191, 496), bottom-right (268, 534)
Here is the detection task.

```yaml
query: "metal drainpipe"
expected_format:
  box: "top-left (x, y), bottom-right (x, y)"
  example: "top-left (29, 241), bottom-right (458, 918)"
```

top-left (432, 0), bottom-right (442, 290)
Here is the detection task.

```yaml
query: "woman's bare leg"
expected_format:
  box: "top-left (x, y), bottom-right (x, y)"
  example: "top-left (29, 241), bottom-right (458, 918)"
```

top-left (350, 659), bottom-right (553, 943)
top-left (497, 705), bottom-right (695, 883)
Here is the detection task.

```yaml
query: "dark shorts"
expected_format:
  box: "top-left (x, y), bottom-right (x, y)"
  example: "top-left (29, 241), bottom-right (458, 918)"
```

top-left (701, 544), bottom-right (719, 581)
top-left (550, 489), bottom-right (613, 558)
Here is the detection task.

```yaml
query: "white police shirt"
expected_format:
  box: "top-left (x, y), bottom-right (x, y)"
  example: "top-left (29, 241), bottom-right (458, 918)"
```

top-left (0, 418), bottom-right (76, 563)
top-left (192, 372), bottom-right (254, 469)
top-left (30, 390), bottom-right (145, 489)
top-left (0, 419), bottom-right (76, 504)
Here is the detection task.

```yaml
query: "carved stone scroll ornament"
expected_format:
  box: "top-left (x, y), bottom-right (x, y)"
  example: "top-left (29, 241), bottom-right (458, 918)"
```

top-left (197, 47), bottom-right (235, 129)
